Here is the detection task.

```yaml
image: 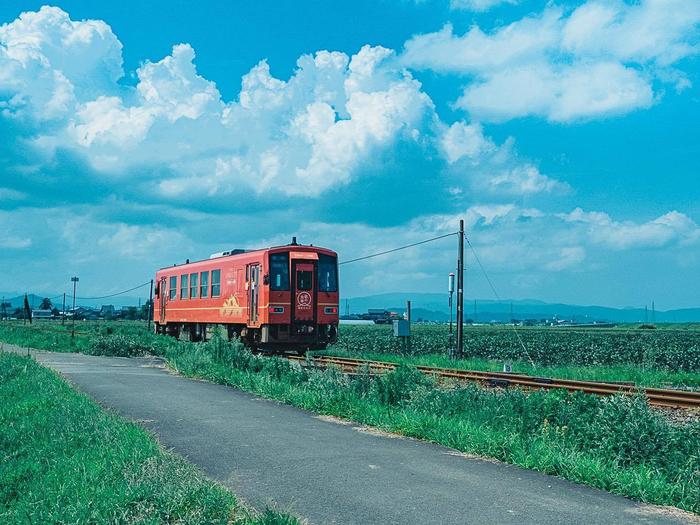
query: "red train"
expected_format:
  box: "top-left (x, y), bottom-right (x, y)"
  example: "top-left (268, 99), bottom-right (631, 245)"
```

top-left (154, 239), bottom-right (339, 351)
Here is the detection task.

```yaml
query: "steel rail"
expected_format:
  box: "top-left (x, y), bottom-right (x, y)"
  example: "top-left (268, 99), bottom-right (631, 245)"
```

top-left (287, 355), bottom-right (700, 410)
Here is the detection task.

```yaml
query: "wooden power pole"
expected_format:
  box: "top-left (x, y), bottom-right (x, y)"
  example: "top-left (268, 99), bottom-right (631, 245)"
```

top-left (456, 219), bottom-right (464, 358)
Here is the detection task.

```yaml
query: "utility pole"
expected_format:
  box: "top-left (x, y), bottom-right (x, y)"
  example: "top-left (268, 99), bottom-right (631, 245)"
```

top-left (652, 300), bottom-right (656, 324)
top-left (456, 219), bottom-right (464, 358)
top-left (62, 293), bottom-right (66, 325)
top-left (448, 272), bottom-right (455, 357)
top-left (147, 279), bottom-right (154, 331)
top-left (71, 277), bottom-right (79, 337)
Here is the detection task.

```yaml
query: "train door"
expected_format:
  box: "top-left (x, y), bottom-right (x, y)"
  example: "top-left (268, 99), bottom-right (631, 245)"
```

top-left (248, 264), bottom-right (260, 324)
top-left (159, 277), bottom-right (167, 323)
top-left (292, 261), bottom-right (315, 323)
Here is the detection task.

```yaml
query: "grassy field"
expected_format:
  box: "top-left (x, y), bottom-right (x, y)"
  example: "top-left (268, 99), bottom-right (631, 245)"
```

top-left (1, 320), bottom-right (700, 515)
top-left (321, 349), bottom-right (700, 388)
top-left (2, 319), bottom-right (700, 388)
top-left (0, 350), bottom-right (297, 524)
top-left (166, 338), bottom-right (700, 515)
top-left (332, 323), bottom-right (700, 369)
top-left (0, 324), bottom-right (700, 513)
top-left (324, 323), bottom-right (700, 388)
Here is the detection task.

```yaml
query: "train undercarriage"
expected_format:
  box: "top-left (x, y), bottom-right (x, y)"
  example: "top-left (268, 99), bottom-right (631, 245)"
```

top-left (154, 322), bottom-right (337, 352)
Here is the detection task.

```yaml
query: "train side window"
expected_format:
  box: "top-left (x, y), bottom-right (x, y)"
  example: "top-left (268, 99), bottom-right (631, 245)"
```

top-left (190, 273), bottom-right (198, 299)
top-left (211, 269), bottom-right (221, 297)
top-left (297, 270), bottom-right (312, 291)
top-left (318, 254), bottom-right (338, 292)
top-left (169, 276), bottom-right (177, 300)
top-left (269, 253), bottom-right (290, 291)
top-left (180, 274), bottom-right (188, 300)
top-left (200, 271), bottom-right (209, 298)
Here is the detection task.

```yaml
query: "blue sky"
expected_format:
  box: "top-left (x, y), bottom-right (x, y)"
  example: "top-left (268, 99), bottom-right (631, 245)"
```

top-left (0, 0), bottom-right (699, 308)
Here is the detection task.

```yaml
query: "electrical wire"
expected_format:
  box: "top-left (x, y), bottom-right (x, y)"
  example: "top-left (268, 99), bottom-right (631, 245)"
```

top-left (74, 281), bottom-right (151, 300)
top-left (14, 231), bottom-right (533, 368)
top-left (339, 232), bottom-right (458, 266)
top-left (18, 235), bottom-right (455, 302)
top-left (465, 235), bottom-right (537, 369)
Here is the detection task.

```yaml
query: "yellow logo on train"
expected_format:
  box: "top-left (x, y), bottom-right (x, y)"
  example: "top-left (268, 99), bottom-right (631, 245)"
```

top-left (220, 295), bottom-right (244, 316)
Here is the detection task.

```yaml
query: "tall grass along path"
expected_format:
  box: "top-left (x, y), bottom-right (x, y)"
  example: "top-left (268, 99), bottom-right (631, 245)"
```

top-left (6, 346), bottom-right (697, 525)
top-left (1, 322), bottom-right (699, 517)
top-left (0, 350), bottom-right (298, 525)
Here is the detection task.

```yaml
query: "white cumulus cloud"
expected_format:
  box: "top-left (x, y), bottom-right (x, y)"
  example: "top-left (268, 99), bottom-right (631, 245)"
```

top-left (456, 61), bottom-right (654, 122)
top-left (0, 5), bottom-right (122, 120)
top-left (0, 8), bottom-right (441, 197)
top-left (440, 122), bottom-right (568, 194)
top-left (0, 6), bottom-right (559, 201)
top-left (403, 0), bottom-right (700, 122)
top-left (450, 0), bottom-right (519, 12)
top-left (440, 121), bottom-right (496, 163)
top-left (560, 208), bottom-right (700, 249)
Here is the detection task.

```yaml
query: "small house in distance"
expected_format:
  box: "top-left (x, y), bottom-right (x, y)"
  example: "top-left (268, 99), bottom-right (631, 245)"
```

top-left (70, 307), bottom-right (100, 320)
top-left (31, 309), bottom-right (53, 319)
top-left (100, 305), bottom-right (115, 319)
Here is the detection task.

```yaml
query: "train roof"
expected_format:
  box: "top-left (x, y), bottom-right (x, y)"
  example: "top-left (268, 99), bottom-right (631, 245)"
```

top-left (157, 242), bottom-right (336, 271)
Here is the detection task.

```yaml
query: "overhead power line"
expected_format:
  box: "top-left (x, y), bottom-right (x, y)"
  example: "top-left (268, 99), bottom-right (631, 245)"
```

top-left (339, 232), bottom-right (458, 266)
top-left (74, 281), bottom-right (151, 300)
top-left (22, 234), bottom-right (454, 301)
top-left (465, 236), bottom-right (536, 369)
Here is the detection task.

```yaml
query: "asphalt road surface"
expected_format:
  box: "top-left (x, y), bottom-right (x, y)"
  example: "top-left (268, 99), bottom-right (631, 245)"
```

top-left (10, 347), bottom-right (695, 525)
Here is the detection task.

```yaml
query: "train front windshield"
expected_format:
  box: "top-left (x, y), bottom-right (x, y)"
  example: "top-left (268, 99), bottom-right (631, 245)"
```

top-left (318, 254), bottom-right (338, 292)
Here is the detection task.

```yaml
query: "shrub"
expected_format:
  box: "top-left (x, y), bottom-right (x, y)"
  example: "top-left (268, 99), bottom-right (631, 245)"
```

top-left (87, 334), bottom-right (153, 357)
top-left (370, 365), bottom-right (432, 406)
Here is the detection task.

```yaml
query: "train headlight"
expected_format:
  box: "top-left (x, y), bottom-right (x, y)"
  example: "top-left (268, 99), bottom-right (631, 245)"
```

top-left (324, 306), bottom-right (338, 314)
top-left (269, 306), bottom-right (285, 314)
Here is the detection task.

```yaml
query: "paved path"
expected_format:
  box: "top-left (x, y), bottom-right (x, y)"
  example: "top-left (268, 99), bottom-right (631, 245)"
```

top-left (11, 348), bottom-right (694, 525)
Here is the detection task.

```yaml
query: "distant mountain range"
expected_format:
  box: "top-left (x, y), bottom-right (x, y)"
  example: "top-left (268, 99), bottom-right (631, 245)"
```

top-left (343, 293), bottom-right (700, 323)
top-left (3, 291), bottom-right (698, 323)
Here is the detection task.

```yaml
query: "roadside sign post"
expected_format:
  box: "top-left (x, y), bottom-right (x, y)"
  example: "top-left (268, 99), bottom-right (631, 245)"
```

top-left (406, 300), bottom-right (411, 354)
top-left (393, 301), bottom-right (411, 354)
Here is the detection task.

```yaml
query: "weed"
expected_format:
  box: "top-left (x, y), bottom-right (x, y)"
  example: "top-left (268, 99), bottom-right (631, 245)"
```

top-left (163, 343), bottom-right (700, 515)
top-left (0, 351), bottom-right (299, 525)
top-left (2, 321), bottom-right (699, 514)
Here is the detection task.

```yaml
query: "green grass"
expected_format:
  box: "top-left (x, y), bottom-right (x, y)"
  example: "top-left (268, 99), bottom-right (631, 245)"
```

top-left (163, 339), bottom-right (700, 515)
top-left (2, 321), bottom-right (700, 515)
top-left (4, 320), bottom-right (700, 388)
top-left (320, 349), bottom-right (700, 389)
top-left (332, 323), bottom-right (700, 371)
top-left (0, 351), bottom-right (298, 525)
top-left (0, 320), bottom-right (176, 356)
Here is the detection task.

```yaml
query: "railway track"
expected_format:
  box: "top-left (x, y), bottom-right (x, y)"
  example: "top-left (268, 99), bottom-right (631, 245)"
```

top-left (285, 355), bottom-right (700, 410)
